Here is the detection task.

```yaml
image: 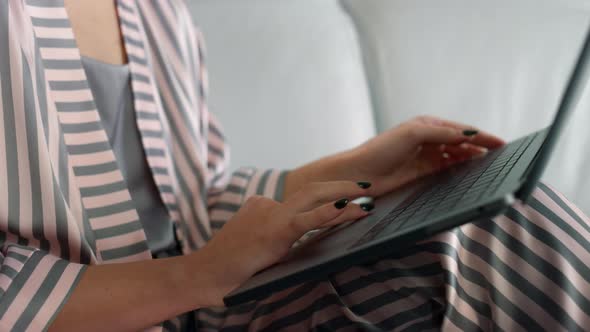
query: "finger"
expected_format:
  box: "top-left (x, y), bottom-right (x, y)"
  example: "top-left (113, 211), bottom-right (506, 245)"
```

top-left (442, 143), bottom-right (488, 160)
top-left (405, 123), bottom-right (472, 146)
top-left (321, 204), bottom-right (371, 228)
top-left (285, 181), bottom-right (373, 213)
top-left (418, 116), bottom-right (505, 148)
top-left (417, 144), bottom-right (475, 173)
top-left (418, 115), bottom-right (505, 148)
top-left (292, 200), bottom-right (368, 234)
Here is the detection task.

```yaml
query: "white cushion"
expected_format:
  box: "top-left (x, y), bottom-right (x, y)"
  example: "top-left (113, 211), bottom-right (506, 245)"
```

top-left (187, 0), bottom-right (375, 171)
top-left (342, 0), bottom-right (590, 213)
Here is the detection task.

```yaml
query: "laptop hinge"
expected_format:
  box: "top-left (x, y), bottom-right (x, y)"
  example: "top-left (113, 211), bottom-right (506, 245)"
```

top-left (516, 135), bottom-right (545, 201)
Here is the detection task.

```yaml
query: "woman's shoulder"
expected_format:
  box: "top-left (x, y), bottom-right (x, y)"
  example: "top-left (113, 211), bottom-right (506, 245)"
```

top-left (135, 0), bottom-right (206, 59)
top-left (136, 0), bottom-right (203, 36)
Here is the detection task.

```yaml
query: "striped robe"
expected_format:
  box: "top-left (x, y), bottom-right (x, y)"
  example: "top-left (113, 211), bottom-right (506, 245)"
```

top-left (0, 0), bottom-right (286, 330)
top-left (1, 1), bottom-right (590, 331)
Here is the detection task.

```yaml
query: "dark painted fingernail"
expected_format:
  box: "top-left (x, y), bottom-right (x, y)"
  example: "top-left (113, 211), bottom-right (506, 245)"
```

top-left (357, 182), bottom-right (372, 189)
top-left (360, 203), bottom-right (375, 212)
top-left (334, 198), bottom-right (349, 209)
top-left (463, 130), bottom-right (479, 136)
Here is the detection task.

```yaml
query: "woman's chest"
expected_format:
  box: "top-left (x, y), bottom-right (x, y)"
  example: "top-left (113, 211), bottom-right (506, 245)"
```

top-left (64, 0), bottom-right (127, 65)
top-left (1, 0), bottom-right (212, 263)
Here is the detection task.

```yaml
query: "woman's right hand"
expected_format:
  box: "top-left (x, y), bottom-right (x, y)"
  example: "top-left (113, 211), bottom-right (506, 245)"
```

top-left (195, 180), bottom-right (375, 307)
top-left (49, 181), bottom-right (374, 332)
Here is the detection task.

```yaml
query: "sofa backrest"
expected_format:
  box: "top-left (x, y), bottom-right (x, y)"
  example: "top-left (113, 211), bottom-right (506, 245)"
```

top-left (187, 0), bottom-right (375, 172)
top-left (342, 0), bottom-right (590, 213)
top-left (187, 0), bottom-right (589, 213)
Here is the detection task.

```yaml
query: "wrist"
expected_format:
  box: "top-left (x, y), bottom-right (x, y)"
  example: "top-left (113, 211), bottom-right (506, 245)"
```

top-left (166, 252), bottom-right (221, 309)
top-left (283, 150), bottom-right (357, 201)
top-left (304, 149), bottom-right (358, 183)
top-left (164, 255), bottom-right (209, 309)
top-left (184, 247), bottom-right (243, 308)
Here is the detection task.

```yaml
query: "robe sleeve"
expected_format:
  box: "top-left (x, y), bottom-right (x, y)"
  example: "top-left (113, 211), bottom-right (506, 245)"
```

top-left (0, 242), bottom-right (86, 331)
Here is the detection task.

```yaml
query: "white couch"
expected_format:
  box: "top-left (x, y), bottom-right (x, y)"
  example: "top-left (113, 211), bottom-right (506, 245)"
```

top-left (187, 0), bottom-right (590, 214)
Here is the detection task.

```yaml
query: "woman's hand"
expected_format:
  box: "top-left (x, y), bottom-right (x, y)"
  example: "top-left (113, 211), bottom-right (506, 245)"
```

top-left (341, 116), bottom-right (506, 197)
top-left (283, 116), bottom-right (505, 200)
top-left (196, 181), bottom-right (374, 306)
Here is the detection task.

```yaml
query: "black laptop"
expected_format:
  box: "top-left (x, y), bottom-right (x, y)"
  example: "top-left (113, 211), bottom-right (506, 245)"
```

top-left (224, 24), bottom-right (590, 306)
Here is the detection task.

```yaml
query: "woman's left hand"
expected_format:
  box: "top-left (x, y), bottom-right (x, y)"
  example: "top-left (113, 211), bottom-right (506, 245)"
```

top-left (340, 116), bottom-right (506, 197)
top-left (285, 116), bottom-right (506, 201)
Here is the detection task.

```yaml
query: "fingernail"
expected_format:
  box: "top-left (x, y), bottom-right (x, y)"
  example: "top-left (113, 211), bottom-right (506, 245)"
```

top-left (463, 130), bottom-right (479, 136)
top-left (360, 203), bottom-right (375, 212)
top-left (357, 182), bottom-right (371, 189)
top-left (334, 198), bottom-right (349, 209)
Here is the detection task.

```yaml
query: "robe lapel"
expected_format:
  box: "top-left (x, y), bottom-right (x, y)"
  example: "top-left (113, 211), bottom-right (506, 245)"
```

top-left (23, 0), bottom-right (152, 263)
top-left (116, 0), bottom-right (190, 254)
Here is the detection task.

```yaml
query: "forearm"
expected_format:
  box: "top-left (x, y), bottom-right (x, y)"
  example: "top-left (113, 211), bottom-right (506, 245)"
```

top-left (282, 150), bottom-right (358, 202)
top-left (49, 253), bottom-right (216, 332)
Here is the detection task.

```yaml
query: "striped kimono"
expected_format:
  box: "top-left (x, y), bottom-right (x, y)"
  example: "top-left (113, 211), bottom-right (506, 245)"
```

top-left (0, 0), bottom-right (589, 331)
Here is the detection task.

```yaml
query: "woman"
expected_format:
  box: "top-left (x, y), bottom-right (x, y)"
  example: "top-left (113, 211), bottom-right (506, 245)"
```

top-left (0, 0), bottom-right (588, 331)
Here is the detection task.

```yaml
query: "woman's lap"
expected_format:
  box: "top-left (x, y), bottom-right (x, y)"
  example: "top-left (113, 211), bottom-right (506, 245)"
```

top-left (194, 184), bottom-right (590, 331)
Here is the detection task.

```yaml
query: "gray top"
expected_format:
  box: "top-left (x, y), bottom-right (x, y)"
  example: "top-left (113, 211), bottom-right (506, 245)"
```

top-left (81, 56), bottom-right (176, 255)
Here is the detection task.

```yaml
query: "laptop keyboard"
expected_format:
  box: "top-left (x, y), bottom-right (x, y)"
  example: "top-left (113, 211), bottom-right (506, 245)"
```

top-left (350, 132), bottom-right (538, 249)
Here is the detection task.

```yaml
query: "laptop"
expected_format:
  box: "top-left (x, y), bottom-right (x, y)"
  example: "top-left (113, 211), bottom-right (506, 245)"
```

top-left (223, 24), bottom-right (590, 306)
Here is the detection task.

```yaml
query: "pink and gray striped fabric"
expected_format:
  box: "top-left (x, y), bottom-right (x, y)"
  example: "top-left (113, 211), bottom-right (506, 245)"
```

top-left (0, 0), bottom-right (286, 330)
top-left (196, 184), bottom-right (590, 331)
top-left (1, 0), bottom-right (589, 331)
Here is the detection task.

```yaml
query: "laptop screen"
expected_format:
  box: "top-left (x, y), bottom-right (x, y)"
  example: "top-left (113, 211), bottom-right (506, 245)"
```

top-left (518, 22), bottom-right (590, 200)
